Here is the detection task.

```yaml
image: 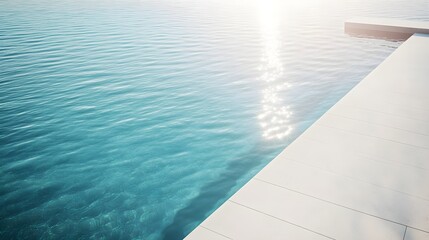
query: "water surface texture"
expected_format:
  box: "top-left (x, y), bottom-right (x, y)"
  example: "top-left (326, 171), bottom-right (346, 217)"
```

top-left (1, 0), bottom-right (428, 239)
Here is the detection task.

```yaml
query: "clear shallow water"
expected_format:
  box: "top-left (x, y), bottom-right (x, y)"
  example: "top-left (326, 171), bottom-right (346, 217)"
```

top-left (1, 0), bottom-right (428, 239)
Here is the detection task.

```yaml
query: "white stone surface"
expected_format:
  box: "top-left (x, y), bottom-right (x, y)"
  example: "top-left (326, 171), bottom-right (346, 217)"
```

top-left (405, 228), bottom-right (429, 240)
top-left (232, 180), bottom-right (405, 240)
top-left (200, 201), bottom-right (331, 240)
top-left (186, 32), bottom-right (429, 239)
top-left (185, 227), bottom-right (230, 240)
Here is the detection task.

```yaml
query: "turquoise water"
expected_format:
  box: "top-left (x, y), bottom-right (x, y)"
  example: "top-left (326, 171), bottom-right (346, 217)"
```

top-left (1, 0), bottom-right (428, 239)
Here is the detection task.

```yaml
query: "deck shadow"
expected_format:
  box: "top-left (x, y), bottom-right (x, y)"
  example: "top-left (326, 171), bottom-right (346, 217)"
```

top-left (160, 144), bottom-right (277, 240)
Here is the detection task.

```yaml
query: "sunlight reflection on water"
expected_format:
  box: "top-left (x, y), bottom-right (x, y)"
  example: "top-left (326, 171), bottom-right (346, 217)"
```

top-left (258, 0), bottom-right (293, 140)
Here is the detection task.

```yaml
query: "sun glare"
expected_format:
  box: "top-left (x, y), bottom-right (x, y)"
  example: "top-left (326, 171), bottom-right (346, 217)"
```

top-left (257, 0), bottom-right (293, 140)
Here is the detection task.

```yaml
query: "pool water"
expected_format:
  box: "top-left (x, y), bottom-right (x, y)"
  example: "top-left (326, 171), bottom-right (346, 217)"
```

top-left (1, 0), bottom-right (428, 239)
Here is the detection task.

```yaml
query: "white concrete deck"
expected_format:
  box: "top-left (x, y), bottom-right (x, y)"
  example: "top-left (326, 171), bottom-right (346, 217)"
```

top-left (345, 18), bottom-right (429, 39)
top-left (185, 27), bottom-right (429, 239)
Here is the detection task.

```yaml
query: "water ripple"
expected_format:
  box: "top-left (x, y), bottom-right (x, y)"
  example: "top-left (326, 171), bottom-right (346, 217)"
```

top-left (1, 0), bottom-right (428, 239)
